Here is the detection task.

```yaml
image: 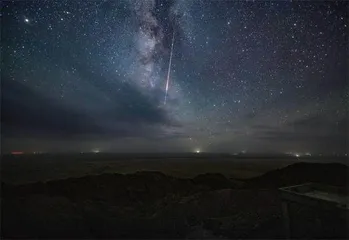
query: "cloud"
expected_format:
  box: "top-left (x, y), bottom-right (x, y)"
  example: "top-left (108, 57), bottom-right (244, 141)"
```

top-left (290, 114), bottom-right (330, 128)
top-left (243, 111), bottom-right (257, 120)
top-left (288, 113), bottom-right (347, 134)
top-left (257, 130), bottom-right (347, 151)
top-left (253, 113), bottom-right (348, 152)
top-left (1, 78), bottom-right (173, 140)
top-left (250, 124), bottom-right (277, 131)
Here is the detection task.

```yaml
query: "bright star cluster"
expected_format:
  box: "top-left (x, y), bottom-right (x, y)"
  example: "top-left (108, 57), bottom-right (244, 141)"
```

top-left (2, 0), bottom-right (348, 154)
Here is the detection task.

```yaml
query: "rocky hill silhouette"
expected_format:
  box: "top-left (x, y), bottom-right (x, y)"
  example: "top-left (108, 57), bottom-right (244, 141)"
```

top-left (1, 162), bottom-right (348, 239)
top-left (245, 162), bottom-right (348, 188)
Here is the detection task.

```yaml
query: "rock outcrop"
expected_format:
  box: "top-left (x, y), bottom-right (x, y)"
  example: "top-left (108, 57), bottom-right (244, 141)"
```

top-left (2, 162), bottom-right (347, 239)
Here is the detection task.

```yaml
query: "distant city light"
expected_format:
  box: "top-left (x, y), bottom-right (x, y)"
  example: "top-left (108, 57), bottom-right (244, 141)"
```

top-left (11, 151), bottom-right (24, 155)
top-left (92, 149), bottom-right (100, 153)
top-left (294, 153), bottom-right (300, 157)
top-left (32, 151), bottom-right (43, 154)
top-left (195, 149), bottom-right (201, 154)
top-left (305, 152), bottom-right (312, 156)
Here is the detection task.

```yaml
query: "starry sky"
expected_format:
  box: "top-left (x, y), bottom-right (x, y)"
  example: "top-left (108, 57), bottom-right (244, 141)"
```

top-left (2, 0), bottom-right (348, 154)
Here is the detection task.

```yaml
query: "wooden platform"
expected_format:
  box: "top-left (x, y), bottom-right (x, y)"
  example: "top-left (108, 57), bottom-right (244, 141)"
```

top-left (279, 183), bottom-right (348, 238)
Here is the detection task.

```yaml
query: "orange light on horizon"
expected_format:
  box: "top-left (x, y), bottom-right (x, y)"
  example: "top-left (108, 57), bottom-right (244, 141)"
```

top-left (11, 151), bottom-right (24, 155)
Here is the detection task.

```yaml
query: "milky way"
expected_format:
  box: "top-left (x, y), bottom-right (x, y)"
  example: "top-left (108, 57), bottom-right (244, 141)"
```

top-left (1, 0), bottom-right (348, 154)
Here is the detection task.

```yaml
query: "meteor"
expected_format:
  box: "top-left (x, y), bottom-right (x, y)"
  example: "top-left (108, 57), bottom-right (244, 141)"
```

top-left (164, 31), bottom-right (175, 105)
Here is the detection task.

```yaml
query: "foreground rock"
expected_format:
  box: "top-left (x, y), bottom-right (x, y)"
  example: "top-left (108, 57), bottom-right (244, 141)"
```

top-left (1, 162), bottom-right (347, 239)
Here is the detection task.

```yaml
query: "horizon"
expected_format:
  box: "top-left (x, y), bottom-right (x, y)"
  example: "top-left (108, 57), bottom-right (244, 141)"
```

top-left (3, 150), bottom-right (347, 157)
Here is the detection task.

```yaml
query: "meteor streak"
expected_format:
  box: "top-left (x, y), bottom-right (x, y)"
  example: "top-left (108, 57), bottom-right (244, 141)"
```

top-left (164, 31), bottom-right (175, 105)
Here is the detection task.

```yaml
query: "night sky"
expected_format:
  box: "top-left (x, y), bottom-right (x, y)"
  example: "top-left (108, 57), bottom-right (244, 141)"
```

top-left (2, 0), bottom-right (348, 154)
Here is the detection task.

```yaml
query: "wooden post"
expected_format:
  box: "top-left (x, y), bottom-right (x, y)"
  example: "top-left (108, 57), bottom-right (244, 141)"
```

top-left (282, 201), bottom-right (291, 239)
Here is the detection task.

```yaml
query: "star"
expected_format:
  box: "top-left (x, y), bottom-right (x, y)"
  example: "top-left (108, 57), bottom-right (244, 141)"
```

top-left (1, 0), bottom-right (346, 154)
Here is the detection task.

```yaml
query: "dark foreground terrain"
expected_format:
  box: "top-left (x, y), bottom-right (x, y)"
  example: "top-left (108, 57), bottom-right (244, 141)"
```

top-left (1, 162), bottom-right (348, 239)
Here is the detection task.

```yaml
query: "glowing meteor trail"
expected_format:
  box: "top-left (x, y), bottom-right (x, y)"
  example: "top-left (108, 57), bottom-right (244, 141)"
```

top-left (164, 32), bottom-right (175, 105)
